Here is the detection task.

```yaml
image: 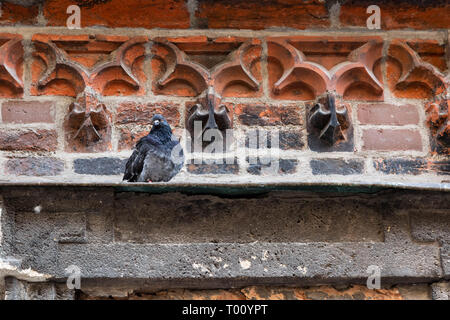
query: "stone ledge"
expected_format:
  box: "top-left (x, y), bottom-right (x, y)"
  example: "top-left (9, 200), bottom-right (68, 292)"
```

top-left (1, 186), bottom-right (448, 294)
top-left (0, 180), bottom-right (449, 193)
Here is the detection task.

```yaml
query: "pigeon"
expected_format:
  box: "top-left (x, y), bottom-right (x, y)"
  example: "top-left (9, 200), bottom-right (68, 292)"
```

top-left (123, 114), bottom-right (184, 182)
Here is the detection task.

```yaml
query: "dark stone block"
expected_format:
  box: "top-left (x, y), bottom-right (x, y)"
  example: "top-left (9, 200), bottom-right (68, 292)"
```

top-left (373, 159), bottom-right (450, 175)
top-left (6, 157), bottom-right (64, 176)
top-left (74, 158), bottom-right (127, 175)
top-left (245, 130), bottom-right (304, 150)
top-left (279, 131), bottom-right (304, 150)
top-left (236, 104), bottom-right (302, 126)
top-left (310, 159), bottom-right (364, 175)
top-left (307, 102), bottom-right (354, 152)
top-left (279, 159), bottom-right (298, 174)
top-left (246, 157), bottom-right (297, 175)
top-left (187, 158), bottom-right (239, 174)
top-left (433, 160), bottom-right (450, 175)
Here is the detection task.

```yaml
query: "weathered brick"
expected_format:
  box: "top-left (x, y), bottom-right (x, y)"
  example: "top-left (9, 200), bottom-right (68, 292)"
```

top-left (195, 0), bottom-right (329, 29)
top-left (242, 285), bottom-right (403, 300)
top-left (245, 130), bottom-right (271, 149)
top-left (43, 0), bottom-right (190, 29)
top-left (340, 1), bottom-right (450, 30)
top-left (279, 131), bottom-right (304, 150)
top-left (83, 284), bottom-right (410, 300)
top-left (245, 130), bottom-right (304, 150)
top-left (74, 158), bottom-right (127, 175)
top-left (119, 127), bottom-right (183, 152)
top-left (247, 157), bottom-right (297, 175)
top-left (279, 159), bottom-right (298, 174)
top-left (374, 158), bottom-right (424, 175)
top-left (407, 40), bottom-right (447, 72)
top-left (236, 104), bottom-right (302, 126)
top-left (0, 2), bottom-right (38, 25)
top-left (6, 157), bottom-right (64, 176)
top-left (311, 159), bottom-right (364, 175)
top-left (425, 100), bottom-right (449, 156)
top-left (374, 158), bottom-right (449, 175)
top-left (116, 102), bottom-right (180, 126)
top-left (0, 129), bottom-right (57, 151)
top-left (187, 158), bottom-right (239, 175)
top-left (357, 104), bottom-right (419, 125)
top-left (2, 101), bottom-right (54, 123)
top-left (362, 129), bottom-right (422, 151)
top-left (118, 128), bottom-right (148, 151)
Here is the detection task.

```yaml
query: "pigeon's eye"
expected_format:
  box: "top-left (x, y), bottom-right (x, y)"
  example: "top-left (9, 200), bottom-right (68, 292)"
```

top-left (153, 120), bottom-right (160, 126)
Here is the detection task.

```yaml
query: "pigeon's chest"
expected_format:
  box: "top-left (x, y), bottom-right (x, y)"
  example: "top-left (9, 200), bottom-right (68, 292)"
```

top-left (139, 142), bottom-right (183, 182)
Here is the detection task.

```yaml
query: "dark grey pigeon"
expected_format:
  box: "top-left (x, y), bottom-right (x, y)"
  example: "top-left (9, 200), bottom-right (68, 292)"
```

top-left (123, 114), bottom-right (184, 182)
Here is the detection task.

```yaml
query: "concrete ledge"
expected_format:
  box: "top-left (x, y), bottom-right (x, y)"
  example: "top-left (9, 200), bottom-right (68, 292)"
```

top-left (0, 180), bottom-right (449, 194)
top-left (0, 186), bottom-right (448, 295)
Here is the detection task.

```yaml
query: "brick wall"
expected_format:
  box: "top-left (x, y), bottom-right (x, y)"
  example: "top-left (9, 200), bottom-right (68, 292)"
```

top-left (2, 0), bottom-right (450, 30)
top-left (0, 5), bottom-right (448, 182)
top-left (0, 0), bottom-right (449, 301)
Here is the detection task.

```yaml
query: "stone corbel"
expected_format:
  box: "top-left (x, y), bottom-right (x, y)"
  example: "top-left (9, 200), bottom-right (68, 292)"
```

top-left (426, 98), bottom-right (449, 155)
top-left (66, 88), bottom-right (111, 150)
top-left (186, 87), bottom-right (232, 152)
top-left (307, 91), bottom-right (353, 151)
top-left (32, 36), bottom-right (147, 151)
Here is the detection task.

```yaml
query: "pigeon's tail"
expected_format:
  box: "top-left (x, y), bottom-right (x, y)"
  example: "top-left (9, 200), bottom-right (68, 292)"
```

top-left (122, 169), bottom-right (138, 182)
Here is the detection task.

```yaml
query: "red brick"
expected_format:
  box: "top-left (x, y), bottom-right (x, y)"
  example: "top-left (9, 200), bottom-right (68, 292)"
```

top-left (81, 285), bottom-right (406, 300)
top-left (407, 40), bottom-right (447, 72)
top-left (2, 101), bottom-right (54, 124)
top-left (116, 102), bottom-right (181, 126)
top-left (0, 2), bottom-right (38, 25)
top-left (362, 129), bottom-right (422, 151)
top-left (340, 1), bottom-right (450, 30)
top-left (357, 104), bottom-right (419, 125)
top-left (0, 129), bottom-right (57, 152)
top-left (118, 128), bottom-right (148, 151)
top-left (43, 0), bottom-right (190, 29)
top-left (195, 0), bottom-right (329, 29)
top-left (386, 41), bottom-right (446, 99)
top-left (235, 104), bottom-right (302, 126)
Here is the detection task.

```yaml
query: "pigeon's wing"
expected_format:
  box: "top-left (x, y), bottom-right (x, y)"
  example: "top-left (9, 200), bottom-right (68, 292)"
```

top-left (123, 136), bottom-right (160, 182)
top-left (123, 149), bottom-right (140, 181)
